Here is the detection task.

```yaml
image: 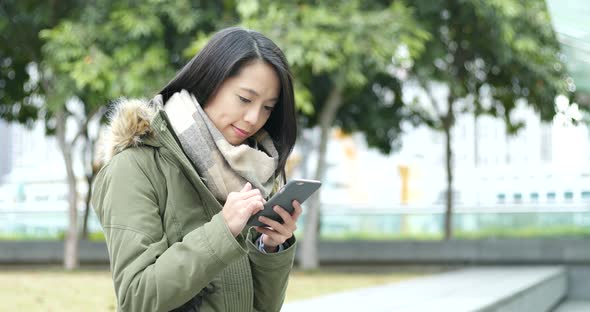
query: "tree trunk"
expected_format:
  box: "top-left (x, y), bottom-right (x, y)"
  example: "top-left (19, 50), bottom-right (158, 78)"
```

top-left (56, 108), bottom-right (79, 269)
top-left (298, 131), bottom-right (312, 180)
top-left (443, 98), bottom-right (455, 240)
top-left (473, 115), bottom-right (479, 168)
top-left (81, 132), bottom-right (97, 240)
top-left (300, 86), bottom-right (343, 270)
top-left (473, 114), bottom-right (480, 205)
top-left (81, 173), bottom-right (93, 240)
top-left (79, 106), bottom-right (104, 240)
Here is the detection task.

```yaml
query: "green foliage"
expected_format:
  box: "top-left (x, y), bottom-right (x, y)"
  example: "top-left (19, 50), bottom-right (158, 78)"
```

top-left (234, 0), bottom-right (429, 152)
top-left (2, 0), bottom-right (571, 146)
top-left (3, 226), bottom-right (590, 241)
top-left (454, 226), bottom-right (590, 240)
top-left (0, 231), bottom-right (105, 241)
top-left (321, 232), bottom-right (444, 241)
top-left (406, 0), bottom-right (570, 128)
top-left (40, 2), bottom-right (182, 112)
top-left (3, 0), bottom-right (429, 153)
top-left (320, 226), bottom-right (590, 241)
top-left (87, 231), bottom-right (106, 241)
top-left (0, 0), bottom-right (82, 124)
top-left (2, 0), bottom-right (229, 128)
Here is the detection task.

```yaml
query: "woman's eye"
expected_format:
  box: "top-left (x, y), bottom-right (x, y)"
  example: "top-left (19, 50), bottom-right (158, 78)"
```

top-left (264, 106), bottom-right (274, 112)
top-left (238, 95), bottom-right (251, 103)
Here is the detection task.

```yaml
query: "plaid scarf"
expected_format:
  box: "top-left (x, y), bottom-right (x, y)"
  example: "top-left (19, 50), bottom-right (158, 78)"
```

top-left (159, 90), bottom-right (279, 203)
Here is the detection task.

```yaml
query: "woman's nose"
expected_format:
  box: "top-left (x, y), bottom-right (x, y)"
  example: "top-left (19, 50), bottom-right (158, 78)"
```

top-left (244, 108), bottom-right (261, 125)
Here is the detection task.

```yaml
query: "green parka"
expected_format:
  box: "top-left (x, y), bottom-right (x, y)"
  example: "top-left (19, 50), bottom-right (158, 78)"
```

top-left (91, 98), bottom-right (296, 312)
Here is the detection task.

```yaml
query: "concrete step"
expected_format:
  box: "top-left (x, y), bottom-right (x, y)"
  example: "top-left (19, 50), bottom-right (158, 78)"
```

top-left (553, 300), bottom-right (590, 312)
top-left (283, 266), bottom-right (566, 312)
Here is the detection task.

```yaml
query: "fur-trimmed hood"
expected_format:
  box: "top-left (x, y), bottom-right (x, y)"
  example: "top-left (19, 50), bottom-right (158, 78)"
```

top-left (97, 98), bottom-right (160, 164)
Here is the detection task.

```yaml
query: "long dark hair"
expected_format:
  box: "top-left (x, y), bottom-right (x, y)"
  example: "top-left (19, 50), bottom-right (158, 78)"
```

top-left (159, 27), bottom-right (297, 181)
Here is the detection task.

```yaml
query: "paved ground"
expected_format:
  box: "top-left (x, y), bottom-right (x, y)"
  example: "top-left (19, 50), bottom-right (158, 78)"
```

top-left (553, 301), bottom-right (590, 312)
top-left (282, 266), bottom-right (566, 312)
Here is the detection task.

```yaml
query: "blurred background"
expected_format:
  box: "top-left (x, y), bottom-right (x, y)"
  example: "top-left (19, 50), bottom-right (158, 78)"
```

top-left (1, 0), bottom-right (589, 311)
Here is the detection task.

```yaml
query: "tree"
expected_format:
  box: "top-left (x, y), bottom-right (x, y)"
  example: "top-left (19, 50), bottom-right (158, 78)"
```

top-left (0, 1), bottom-right (82, 124)
top-left (0, 0), bottom-right (86, 268)
top-left (44, 0), bottom-right (235, 269)
top-left (402, 0), bottom-right (570, 239)
top-left (0, 0), bottom-right (227, 269)
top-left (230, 0), bottom-right (428, 269)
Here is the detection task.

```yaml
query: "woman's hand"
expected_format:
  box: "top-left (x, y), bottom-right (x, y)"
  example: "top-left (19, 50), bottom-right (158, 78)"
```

top-left (254, 200), bottom-right (302, 252)
top-left (222, 182), bottom-right (265, 237)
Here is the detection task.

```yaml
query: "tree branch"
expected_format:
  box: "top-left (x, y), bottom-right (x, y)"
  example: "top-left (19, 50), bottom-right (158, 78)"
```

top-left (70, 106), bottom-right (102, 146)
top-left (418, 78), bottom-right (443, 119)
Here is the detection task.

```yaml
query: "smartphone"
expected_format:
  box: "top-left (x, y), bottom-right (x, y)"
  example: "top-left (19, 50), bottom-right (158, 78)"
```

top-left (247, 179), bottom-right (322, 227)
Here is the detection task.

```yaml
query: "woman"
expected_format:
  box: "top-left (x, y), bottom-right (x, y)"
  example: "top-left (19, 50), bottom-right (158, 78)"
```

top-left (92, 27), bottom-right (300, 312)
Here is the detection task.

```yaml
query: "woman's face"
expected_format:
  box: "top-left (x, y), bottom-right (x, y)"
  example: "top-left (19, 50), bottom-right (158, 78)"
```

top-left (204, 60), bottom-right (280, 146)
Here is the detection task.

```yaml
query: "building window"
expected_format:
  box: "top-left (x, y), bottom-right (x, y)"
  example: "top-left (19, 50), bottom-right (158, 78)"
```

top-left (513, 193), bottom-right (523, 204)
top-left (564, 191), bottom-right (574, 202)
top-left (530, 192), bottom-right (539, 203)
top-left (547, 192), bottom-right (556, 202)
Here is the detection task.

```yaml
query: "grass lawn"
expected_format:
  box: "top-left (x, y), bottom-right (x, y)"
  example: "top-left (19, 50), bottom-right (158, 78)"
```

top-left (285, 269), bottom-right (421, 302)
top-left (0, 267), bottom-right (423, 311)
top-left (0, 268), bottom-right (117, 312)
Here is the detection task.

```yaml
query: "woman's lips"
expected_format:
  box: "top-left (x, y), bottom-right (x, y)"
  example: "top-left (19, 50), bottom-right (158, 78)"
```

top-left (232, 125), bottom-right (250, 138)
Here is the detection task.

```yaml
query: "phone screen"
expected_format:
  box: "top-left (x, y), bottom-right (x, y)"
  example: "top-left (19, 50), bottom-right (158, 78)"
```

top-left (247, 179), bottom-right (321, 227)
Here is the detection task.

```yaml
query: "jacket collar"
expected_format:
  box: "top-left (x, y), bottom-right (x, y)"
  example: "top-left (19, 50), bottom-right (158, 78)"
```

top-left (98, 95), bottom-right (223, 215)
top-left (98, 98), bottom-right (160, 163)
